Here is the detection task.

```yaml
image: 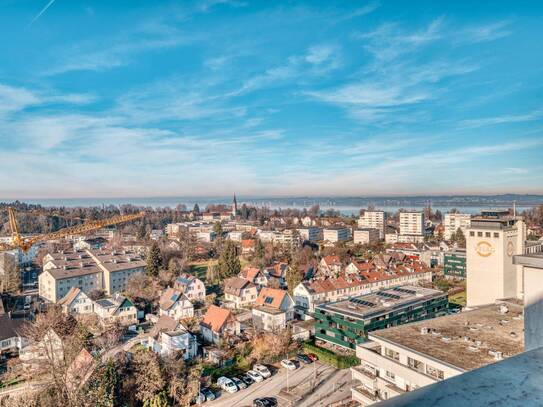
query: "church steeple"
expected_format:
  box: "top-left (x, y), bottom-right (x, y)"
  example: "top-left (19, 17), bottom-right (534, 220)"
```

top-left (232, 193), bottom-right (238, 216)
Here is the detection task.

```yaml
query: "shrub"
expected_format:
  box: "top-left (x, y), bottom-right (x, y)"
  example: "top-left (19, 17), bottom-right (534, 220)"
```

top-left (303, 342), bottom-right (360, 369)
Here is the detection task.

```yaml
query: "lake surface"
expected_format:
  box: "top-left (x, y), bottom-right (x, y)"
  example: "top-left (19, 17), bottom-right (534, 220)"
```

top-left (3, 195), bottom-right (540, 216)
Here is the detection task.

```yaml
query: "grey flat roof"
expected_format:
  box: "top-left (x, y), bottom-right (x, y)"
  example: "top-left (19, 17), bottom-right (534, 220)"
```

top-left (374, 347), bottom-right (543, 407)
top-left (513, 253), bottom-right (543, 268)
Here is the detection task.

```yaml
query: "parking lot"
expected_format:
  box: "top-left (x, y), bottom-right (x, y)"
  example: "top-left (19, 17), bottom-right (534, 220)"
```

top-left (205, 361), bottom-right (352, 407)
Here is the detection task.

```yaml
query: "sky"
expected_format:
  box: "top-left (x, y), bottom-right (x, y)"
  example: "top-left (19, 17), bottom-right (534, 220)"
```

top-left (0, 0), bottom-right (542, 199)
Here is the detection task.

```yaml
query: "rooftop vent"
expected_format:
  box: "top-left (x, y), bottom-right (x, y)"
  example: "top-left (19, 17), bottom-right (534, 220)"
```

top-left (420, 327), bottom-right (429, 335)
top-left (499, 305), bottom-right (509, 315)
top-left (442, 337), bottom-right (451, 343)
top-left (431, 331), bottom-right (441, 337)
top-left (468, 345), bottom-right (479, 352)
top-left (489, 350), bottom-right (503, 361)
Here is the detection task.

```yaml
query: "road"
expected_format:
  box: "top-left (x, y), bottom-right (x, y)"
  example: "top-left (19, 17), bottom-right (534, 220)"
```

top-left (205, 362), bottom-right (352, 407)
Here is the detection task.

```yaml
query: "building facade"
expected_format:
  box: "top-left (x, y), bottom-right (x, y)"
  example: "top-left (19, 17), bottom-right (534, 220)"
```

top-left (443, 250), bottom-right (466, 279)
top-left (314, 286), bottom-right (448, 350)
top-left (353, 229), bottom-right (380, 245)
top-left (399, 212), bottom-right (425, 239)
top-left (443, 213), bottom-right (471, 240)
top-left (358, 211), bottom-right (387, 239)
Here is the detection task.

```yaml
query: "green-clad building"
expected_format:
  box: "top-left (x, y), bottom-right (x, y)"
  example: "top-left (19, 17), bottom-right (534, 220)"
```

top-left (314, 286), bottom-right (449, 350)
top-left (444, 249), bottom-right (467, 279)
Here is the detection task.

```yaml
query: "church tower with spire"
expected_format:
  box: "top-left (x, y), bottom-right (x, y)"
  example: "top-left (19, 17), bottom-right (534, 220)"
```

top-left (232, 193), bottom-right (238, 217)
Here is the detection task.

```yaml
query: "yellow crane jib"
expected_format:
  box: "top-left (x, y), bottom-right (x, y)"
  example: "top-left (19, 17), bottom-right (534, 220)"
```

top-left (1, 208), bottom-right (145, 252)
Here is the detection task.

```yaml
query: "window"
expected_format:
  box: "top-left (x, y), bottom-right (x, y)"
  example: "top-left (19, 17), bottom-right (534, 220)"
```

top-left (485, 232), bottom-right (491, 237)
top-left (385, 347), bottom-right (400, 361)
top-left (385, 370), bottom-right (395, 380)
top-left (494, 232), bottom-right (499, 238)
top-left (426, 364), bottom-right (444, 380)
top-left (408, 357), bottom-right (424, 372)
top-left (477, 232), bottom-right (483, 237)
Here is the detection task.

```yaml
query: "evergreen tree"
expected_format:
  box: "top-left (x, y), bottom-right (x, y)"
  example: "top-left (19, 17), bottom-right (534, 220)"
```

top-left (217, 240), bottom-right (241, 280)
top-left (254, 239), bottom-right (265, 268)
top-left (88, 360), bottom-right (121, 407)
top-left (0, 253), bottom-right (20, 294)
top-left (137, 221), bottom-right (148, 240)
top-left (241, 204), bottom-right (249, 220)
top-left (286, 254), bottom-right (302, 295)
top-left (455, 227), bottom-right (466, 248)
top-left (133, 349), bottom-right (165, 405)
top-left (213, 221), bottom-right (223, 238)
top-left (146, 242), bottom-right (163, 277)
top-left (192, 203), bottom-right (200, 214)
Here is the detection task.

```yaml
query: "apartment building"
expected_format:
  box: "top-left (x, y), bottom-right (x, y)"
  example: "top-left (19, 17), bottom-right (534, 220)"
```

top-left (39, 249), bottom-right (145, 303)
top-left (315, 286), bottom-right (447, 350)
top-left (443, 213), bottom-right (471, 240)
top-left (323, 227), bottom-right (351, 243)
top-left (353, 228), bottom-right (380, 245)
top-left (443, 249), bottom-right (466, 279)
top-left (351, 302), bottom-right (524, 405)
top-left (399, 212), bottom-right (425, 239)
top-left (257, 229), bottom-right (300, 247)
top-left (358, 211), bottom-right (387, 239)
top-left (297, 227), bottom-right (323, 242)
top-left (294, 265), bottom-right (433, 313)
top-left (466, 211), bottom-right (525, 307)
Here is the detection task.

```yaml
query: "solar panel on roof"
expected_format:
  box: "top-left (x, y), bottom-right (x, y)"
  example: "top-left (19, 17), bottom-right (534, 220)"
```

top-left (377, 291), bottom-right (401, 300)
top-left (394, 287), bottom-right (416, 295)
top-left (171, 294), bottom-right (179, 302)
top-left (264, 297), bottom-right (274, 304)
top-left (350, 298), bottom-right (375, 307)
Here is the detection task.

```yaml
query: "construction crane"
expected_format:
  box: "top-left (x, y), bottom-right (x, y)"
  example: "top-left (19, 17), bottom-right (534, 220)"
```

top-left (0, 207), bottom-right (145, 252)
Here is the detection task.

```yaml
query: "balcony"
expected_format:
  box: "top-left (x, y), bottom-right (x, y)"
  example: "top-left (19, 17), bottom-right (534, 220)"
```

top-left (352, 383), bottom-right (380, 405)
top-left (351, 365), bottom-right (378, 390)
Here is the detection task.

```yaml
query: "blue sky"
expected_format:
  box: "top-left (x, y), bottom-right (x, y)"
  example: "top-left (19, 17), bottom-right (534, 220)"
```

top-left (0, 0), bottom-right (542, 199)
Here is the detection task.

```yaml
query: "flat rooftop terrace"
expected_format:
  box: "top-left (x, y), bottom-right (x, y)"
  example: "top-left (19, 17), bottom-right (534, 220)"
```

top-left (370, 303), bottom-right (524, 371)
top-left (317, 285), bottom-right (446, 320)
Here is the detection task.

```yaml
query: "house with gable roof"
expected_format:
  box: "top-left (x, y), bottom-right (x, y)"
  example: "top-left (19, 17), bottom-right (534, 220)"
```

top-left (147, 315), bottom-right (197, 359)
top-left (317, 255), bottom-right (342, 278)
top-left (93, 294), bottom-right (138, 326)
top-left (239, 266), bottom-right (268, 287)
top-left (223, 277), bottom-right (258, 309)
top-left (252, 287), bottom-right (295, 332)
top-left (57, 287), bottom-right (94, 315)
top-left (159, 287), bottom-right (194, 320)
top-left (174, 273), bottom-right (206, 302)
top-left (200, 305), bottom-right (240, 345)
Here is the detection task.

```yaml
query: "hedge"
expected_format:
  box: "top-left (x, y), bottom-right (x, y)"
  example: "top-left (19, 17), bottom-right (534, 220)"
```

top-left (303, 342), bottom-right (360, 369)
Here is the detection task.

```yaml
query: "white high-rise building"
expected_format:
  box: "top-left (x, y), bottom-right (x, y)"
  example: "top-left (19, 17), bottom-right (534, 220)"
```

top-left (399, 211), bottom-right (425, 237)
top-left (466, 210), bottom-right (525, 307)
top-left (358, 211), bottom-right (386, 239)
top-left (444, 213), bottom-right (471, 240)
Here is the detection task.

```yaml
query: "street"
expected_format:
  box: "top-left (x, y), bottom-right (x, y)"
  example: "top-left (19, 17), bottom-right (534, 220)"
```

top-left (205, 362), bottom-right (352, 407)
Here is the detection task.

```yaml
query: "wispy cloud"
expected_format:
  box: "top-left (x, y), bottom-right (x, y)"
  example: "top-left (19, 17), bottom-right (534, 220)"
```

top-left (28, 0), bottom-right (56, 27)
top-left (459, 110), bottom-right (542, 128)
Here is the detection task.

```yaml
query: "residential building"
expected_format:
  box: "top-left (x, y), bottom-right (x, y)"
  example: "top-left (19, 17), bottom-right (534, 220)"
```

top-left (19, 328), bottom-right (65, 370)
top-left (93, 294), bottom-right (138, 326)
top-left (149, 329), bottom-right (197, 359)
top-left (466, 211), bottom-right (525, 307)
top-left (159, 287), bottom-right (194, 320)
top-left (57, 287), bottom-right (94, 315)
top-left (294, 261), bottom-right (433, 312)
top-left (223, 277), bottom-right (258, 308)
top-left (73, 237), bottom-right (107, 251)
top-left (318, 255), bottom-right (343, 278)
top-left (239, 266), bottom-right (268, 287)
top-left (0, 299), bottom-right (25, 355)
top-left (228, 231), bottom-right (243, 241)
top-left (353, 228), bottom-right (380, 245)
top-left (443, 249), bottom-right (467, 279)
top-left (40, 248), bottom-right (146, 303)
top-left (264, 262), bottom-right (288, 288)
top-left (358, 211), bottom-right (387, 239)
top-left (323, 227), bottom-right (351, 243)
top-left (200, 305), bottom-right (240, 345)
top-left (315, 286), bottom-right (448, 350)
top-left (444, 213), bottom-right (471, 240)
top-left (252, 287), bottom-right (295, 332)
top-left (150, 229), bottom-right (164, 240)
top-left (173, 274), bottom-right (206, 302)
top-left (399, 212), bottom-right (425, 241)
top-left (241, 239), bottom-right (256, 254)
top-left (297, 227), bottom-right (323, 242)
top-left (351, 302), bottom-right (524, 405)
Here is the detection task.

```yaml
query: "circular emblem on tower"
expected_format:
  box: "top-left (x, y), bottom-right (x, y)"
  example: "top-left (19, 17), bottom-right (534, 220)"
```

top-left (476, 241), bottom-right (494, 257)
top-left (507, 241), bottom-right (515, 257)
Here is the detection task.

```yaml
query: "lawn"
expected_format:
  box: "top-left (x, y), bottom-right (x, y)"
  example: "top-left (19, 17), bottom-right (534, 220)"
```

top-left (449, 291), bottom-right (466, 307)
top-left (188, 262), bottom-right (213, 280)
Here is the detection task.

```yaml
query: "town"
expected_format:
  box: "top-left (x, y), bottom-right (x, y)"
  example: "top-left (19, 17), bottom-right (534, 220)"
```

top-left (1, 198), bottom-right (543, 406)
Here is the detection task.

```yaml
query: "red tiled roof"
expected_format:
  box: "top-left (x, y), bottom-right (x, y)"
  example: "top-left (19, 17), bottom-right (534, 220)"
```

top-left (202, 305), bottom-right (235, 332)
top-left (255, 287), bottom-right (287, 309)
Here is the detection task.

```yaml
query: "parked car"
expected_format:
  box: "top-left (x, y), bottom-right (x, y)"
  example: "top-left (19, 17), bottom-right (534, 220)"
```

top-left (280, 359), bottom-right (297, 370)
top-left (253, 397), bottom-right (278, 407)
top-left (217, 376), bottom-right (238, 393)
top-left (307, 353), bottom-right (318, 362)
top-left (240, 373), bottom-right (255, 386)
top-left (231, 376), bottom-right (248, 389)
top-left (253, 364), bottom-right (272, 378)
top-left (246, 369), bottom-right (264, 382)
top-left (193, 392), bottom-right (205, 404)
top-left (296, 354), bottom-right (313, 364)
top-left (201, 387), bottom-right (216, 401)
